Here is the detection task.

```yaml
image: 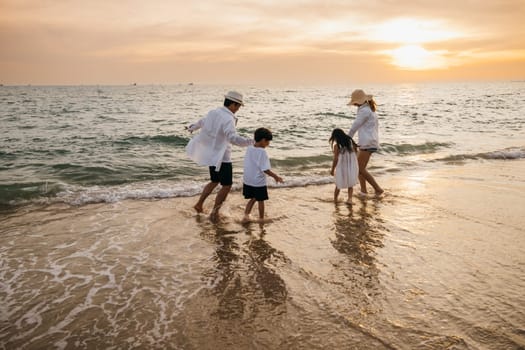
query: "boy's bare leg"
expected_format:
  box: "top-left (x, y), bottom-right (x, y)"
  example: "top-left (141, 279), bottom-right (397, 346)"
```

top-left (210, 185), bottom-right (231, 221)
top-left (242, 198), bottom-right (257, 223)
top-left (194, 182), bottom-right (218, 213)
top-left (257, 200), bottom-right (265, 220)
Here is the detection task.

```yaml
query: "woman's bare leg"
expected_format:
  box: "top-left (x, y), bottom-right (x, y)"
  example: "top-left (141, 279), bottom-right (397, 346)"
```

top-left (357, 151), bottom-right (383, 195)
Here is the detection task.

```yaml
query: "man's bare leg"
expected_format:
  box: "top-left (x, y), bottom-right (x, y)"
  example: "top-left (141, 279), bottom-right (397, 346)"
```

top-left (194, 182), bottom-right (218, 213)
top-left (210, 185), bottom-right (231, 222)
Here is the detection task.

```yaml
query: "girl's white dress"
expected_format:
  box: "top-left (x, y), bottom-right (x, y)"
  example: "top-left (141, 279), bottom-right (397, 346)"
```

top-left (335, 148), bottom-right (359, 189)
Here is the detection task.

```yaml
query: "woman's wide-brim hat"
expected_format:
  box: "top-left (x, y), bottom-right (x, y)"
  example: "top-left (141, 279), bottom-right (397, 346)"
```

top-left (224, 91), bottom-right (244, 106)
top-left (348, 89), bottom-right (373, 105)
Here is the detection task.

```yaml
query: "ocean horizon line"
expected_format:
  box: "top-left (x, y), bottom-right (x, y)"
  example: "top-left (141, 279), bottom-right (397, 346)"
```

top-left (1, 79), bottom-right (524, 88)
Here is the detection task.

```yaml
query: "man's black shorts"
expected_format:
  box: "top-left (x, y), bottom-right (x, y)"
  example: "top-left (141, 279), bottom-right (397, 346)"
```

top-left (209, 163), bottom-right (233, 186)
top-left (242, 184), bottom-right (269, 201)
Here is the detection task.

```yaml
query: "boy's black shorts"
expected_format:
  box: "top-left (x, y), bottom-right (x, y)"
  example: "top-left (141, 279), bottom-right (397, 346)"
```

top-left (243, 184), bottom-right (269, 201)
top-left (209, 163), bottom-right (233, 186)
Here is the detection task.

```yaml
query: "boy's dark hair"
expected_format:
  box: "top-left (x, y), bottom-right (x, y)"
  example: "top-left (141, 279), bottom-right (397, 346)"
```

top-left (224, 99), bottom-right (241, 107)
top-left (254, 127), bottom-right (273, 142)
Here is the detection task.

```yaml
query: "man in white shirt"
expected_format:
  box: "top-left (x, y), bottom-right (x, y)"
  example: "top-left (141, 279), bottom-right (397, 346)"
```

top-left (186, 91), bottom-right (253, 221)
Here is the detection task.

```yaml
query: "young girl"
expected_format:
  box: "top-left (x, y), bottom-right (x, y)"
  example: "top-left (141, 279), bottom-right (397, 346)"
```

top-left (329, 128), bottom-right (359, 203)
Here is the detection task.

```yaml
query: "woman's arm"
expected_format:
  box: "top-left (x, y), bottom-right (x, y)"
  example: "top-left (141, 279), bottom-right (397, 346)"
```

top-left (348, 108), bottom-right (368, 137)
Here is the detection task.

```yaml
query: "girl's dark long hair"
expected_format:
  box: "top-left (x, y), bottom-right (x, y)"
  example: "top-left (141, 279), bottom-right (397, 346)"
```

top-left (329, 128), bottom-right (356, 153)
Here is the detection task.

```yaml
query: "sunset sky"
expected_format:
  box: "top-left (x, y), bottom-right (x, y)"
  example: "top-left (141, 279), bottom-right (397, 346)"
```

top-left (1, 0), bottom-right (524, 85)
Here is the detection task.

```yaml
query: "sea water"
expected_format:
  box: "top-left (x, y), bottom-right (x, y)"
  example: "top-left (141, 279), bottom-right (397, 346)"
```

top-left (1, 83), bottom-right (525, 349)
top-left (1, 82), bottom-right (524, 209)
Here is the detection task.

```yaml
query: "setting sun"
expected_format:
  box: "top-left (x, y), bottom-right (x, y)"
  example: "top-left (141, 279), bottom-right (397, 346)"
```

top-left (372, 18), bottom-right (460, 70)
top-left (388, 45), bottom-right (448, 70)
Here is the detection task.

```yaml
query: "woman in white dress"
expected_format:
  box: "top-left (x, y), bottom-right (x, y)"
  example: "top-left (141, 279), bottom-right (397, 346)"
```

top-left (329, 128), bottom-right (359, 203)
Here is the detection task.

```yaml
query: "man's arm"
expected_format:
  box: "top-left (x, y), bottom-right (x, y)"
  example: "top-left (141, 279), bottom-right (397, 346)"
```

top-left (186, 118), bottom-right (204, 133)
top-left (224, 119), bottom-right (253, 146)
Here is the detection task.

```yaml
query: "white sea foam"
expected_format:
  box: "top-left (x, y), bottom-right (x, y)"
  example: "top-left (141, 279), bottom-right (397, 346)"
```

top-left (44, 176), bottom-right (335, 206)
top-left (483, 148), bottom-right (525, 159)
top-left (437, 147), bottom-right (525, 162)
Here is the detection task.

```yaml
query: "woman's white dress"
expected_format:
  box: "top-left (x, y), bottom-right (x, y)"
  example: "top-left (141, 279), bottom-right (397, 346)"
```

top-left (335, 149), bottom-right (359, 189)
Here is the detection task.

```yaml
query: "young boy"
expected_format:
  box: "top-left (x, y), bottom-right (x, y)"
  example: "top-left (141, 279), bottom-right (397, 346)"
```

top-left (242, 128), bottom-right (283, 223)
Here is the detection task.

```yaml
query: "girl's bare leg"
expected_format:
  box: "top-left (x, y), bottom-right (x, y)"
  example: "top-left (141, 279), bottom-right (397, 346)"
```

top-left (346, 187), bottom-right (354, 203)
top-left (334, 187), bottom-right (340, 202)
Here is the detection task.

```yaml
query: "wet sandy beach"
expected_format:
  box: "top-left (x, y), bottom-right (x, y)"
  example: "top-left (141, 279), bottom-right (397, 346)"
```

top-left (1, 160), bottom-right (525, 349)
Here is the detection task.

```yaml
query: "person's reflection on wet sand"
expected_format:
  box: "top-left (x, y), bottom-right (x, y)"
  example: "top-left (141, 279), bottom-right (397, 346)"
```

top-left (198, 222), bottom-right (288, 322)
top-left (244, 225), bottom-right (288, 308)
top-left (330, 200), bottom-right (386, 307)
top-left (201, 225), bottom-right (245, 320)
top-left (332, 201), bottom-right (385, 266)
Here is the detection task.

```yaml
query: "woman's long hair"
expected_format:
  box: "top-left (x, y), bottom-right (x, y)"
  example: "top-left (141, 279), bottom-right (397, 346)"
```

top-left (367, 98), bottom-right (377, 112)
top-left (329, 128), bottom-right (356, 153)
